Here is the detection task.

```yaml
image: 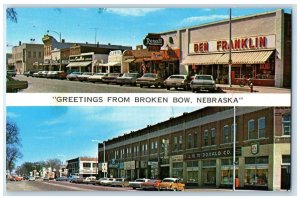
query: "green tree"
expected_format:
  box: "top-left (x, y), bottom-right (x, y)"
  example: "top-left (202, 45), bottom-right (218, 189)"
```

top-left (6, 8), bottom-right (17, 23)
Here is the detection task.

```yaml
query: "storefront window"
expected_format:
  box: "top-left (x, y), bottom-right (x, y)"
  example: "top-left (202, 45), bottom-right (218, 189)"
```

top-left (223, 125), bottom-right (229, 143)
top-left (179, 135), bottom-right (183, 150)
top-left (172, 162), bottom-right (183, 179)
top-left (188, 134), bottom-right (193, 149)
top-left (282, 114), bottom-right (291, 136)
top-left (173, 136), bottom-right (178, 151)
top-left (248, 119), bottom-right (255, 139)
top-left (258, 117), bottom-right (266, 138)
top-left (221, 169), bottom-right (238, 185)
top-left (244, 168), bottom-right (268, 186)
top-left (187, 171), bottom-right (198, 183)
top-left (211, 128), bottom-right (216, 145)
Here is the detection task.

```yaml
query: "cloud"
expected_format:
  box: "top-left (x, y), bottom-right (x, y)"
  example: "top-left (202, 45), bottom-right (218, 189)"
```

top-left (106, 8), bottom-right (164, 16)
top-left (6, 112), bottom-right (20, 118)
top-left (41, 118), bottom-right (63, 126)
top-left (180, 14), bottom-right (229, 25)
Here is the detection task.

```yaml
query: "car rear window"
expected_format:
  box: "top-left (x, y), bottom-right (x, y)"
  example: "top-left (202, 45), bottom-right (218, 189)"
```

top-left (195, 75), bottom-right (212, 80)
top-left (143, 74), bottom-right (157, 78)
top-left (170, 75), bottom-right (185, 79)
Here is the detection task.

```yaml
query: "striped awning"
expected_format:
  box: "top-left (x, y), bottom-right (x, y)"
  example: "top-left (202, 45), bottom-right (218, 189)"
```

top-left (98, 62), bottom-right (121, 66)
top-left (66, 61), bottom-right (92, 68)
top-left (181, 53), bottom-right (224, 65)
top-left (217, 50), bottom-right (274, 64)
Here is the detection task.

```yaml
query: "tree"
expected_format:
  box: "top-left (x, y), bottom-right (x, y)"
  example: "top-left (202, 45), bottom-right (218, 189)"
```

top-left (6, 121), bottom-right (22, 173)
top-left (6, 8), bottom-right (18, 23)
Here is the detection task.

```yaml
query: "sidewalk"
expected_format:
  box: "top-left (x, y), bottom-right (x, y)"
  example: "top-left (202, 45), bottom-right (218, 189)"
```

top-left (216, 84), bottom-right (291, 93)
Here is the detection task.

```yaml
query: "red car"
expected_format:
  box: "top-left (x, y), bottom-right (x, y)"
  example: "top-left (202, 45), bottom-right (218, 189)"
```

top-left (140, 179), bottom-right (162, 190)
top-left (10, 176), bottom-right (23, 181)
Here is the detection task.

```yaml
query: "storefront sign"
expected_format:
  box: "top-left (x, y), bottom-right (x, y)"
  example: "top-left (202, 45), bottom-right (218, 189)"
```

top-left (251, 142), bottom-right (259, 155)
top-left (140, 161), bottom-right (147, 168)
top-left (190, 35), bottom-right (276, 54)
top-left (148, 161), bottom-right (158, 167)
top-left (184, 147), bottom-right (241, 160)
top-left (172, 155), bottom-right (183, 162)
top-left (143, 33), bottom-right (164, 52)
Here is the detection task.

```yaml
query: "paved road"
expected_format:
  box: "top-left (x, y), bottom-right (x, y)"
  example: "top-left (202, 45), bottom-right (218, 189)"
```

top-left (14, 75), bottom-right (190, 93)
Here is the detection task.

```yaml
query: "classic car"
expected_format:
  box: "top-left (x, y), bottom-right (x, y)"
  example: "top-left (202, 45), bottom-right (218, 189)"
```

top-left (88, 73), bottom-right (108, 83)
top-left (32, 71), bottom-right (45, 78)
top-left (190, 74), bottom-right (216, 93)
top-left (7, 70), bottom-right (16, 77)
top-left (116, 73), bottom-right (141, 86)
top-left (56, 176), bottom-right (69, 181)
top-left (111, 178), bottom-right (129, 187)
top-left (136, 73), bottom-right (164, 88)
top-left (129, 178), bottom-right (150, 189)
top-left (6, 76), bottom-right (28, 93)
top-left (66, 72), bottom-right (83, 81)
top-left (102, 73), bottom-right (122, 84)
top-left (82, 176), bottom-right (97, 184)
top-left (158, 178), bottom-right (185, 191)
top-left (77, 72), bottom-right (93, 81)
top-left (140, 179), bottom-right (162, 190)
top-left (163, 74), bottom-right (191, 91)
top-left (100, 178), bottom-right (116, 186)
top-left (23, 70), bottom-right (38, 77)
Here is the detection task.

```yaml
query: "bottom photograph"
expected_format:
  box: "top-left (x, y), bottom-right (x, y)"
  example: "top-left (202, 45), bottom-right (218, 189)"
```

top-left (5, 106), bottom-right (291, 193)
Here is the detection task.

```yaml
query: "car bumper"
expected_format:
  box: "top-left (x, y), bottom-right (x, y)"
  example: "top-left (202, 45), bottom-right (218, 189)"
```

top-left (190, 84), bottom-right (216, 90)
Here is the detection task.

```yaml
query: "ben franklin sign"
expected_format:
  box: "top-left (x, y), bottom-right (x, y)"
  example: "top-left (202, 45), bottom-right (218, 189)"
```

top-left (184, 147), bottom-right (241, 160)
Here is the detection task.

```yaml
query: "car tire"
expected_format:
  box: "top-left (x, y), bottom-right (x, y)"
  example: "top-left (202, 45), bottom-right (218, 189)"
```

top-left (140, 85), bottom-right (143, 88)
top-left (167, 86), bottom-right (170, 90)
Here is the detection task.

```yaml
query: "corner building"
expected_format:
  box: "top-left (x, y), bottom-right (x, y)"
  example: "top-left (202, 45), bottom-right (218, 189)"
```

top-left (158, 9), bottom-right (291, 88)
top-left (98, 107), bottom-right (291, 191)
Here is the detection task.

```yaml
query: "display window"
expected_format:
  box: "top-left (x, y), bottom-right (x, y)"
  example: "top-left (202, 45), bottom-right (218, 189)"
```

top-left (244, 168), bottom-right (268, 186)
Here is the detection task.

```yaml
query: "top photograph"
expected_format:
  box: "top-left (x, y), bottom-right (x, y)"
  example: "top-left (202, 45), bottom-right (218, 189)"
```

top-left (5, 7), bottom-right (292, 93)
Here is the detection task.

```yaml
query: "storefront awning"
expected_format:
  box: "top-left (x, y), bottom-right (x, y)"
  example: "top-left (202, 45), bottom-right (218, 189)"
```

top-left (181, 54), bottom-right (224, 65)
top-left (217, 50), bottom-right (274, 65)
top-left (123, 59), bottom-right (135, 63)
top-left (66, 61), bottom-right (92, 68)
top-left (98, 62), bottom-right (121, 66)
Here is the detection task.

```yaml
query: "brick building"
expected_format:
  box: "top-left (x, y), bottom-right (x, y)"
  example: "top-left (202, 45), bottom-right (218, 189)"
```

top-left (98, 107), bottom-right (291, 191)
top-left (157, 9), bottom-right (291, 88)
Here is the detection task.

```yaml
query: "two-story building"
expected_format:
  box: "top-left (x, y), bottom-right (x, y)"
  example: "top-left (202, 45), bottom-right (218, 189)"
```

top-left (66, 157), bottom-right (98, 178)
top-left (98, 107), bottom-right (291, 191)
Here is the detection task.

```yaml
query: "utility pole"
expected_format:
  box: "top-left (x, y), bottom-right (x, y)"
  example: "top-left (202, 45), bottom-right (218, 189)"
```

top-left (228, 8), bottom-right (232, 87)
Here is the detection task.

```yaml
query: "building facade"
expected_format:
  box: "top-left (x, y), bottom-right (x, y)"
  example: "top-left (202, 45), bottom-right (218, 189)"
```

top-left (98, 107), bottom-right (291, 191)
top-left (11, 42), bottom-right (44, 73)
top-left (158, 9), bottom-right (291, 88)
top-left (66, 157), bottom-right (98, 178)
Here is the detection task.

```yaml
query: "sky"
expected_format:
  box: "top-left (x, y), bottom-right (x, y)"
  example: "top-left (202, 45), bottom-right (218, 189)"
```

top-left (5, 7), bottom-right (292, 53)
top-left (6, 106), bottom-right (201, 166)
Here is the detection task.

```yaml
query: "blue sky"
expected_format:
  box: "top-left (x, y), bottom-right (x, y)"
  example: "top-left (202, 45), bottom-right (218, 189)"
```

top-left (6, 106), bottom-right (201, 166)
top-left (5, 7), bottom-right (292, 53)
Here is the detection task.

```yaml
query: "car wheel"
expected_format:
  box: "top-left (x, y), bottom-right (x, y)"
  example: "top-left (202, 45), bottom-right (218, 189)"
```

top-left (140, 85), bottom-right (143, 88)
top-left (167, 86), bottom-right (170, 90)
top-left (120, 84), bottom-right (123, 86)
top-left (173, 187), bottom-right (177, 191)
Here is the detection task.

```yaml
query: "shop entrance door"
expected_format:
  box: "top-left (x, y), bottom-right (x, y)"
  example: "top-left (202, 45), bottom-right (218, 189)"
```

top-left (281, 166), bottom-right (291, 190)
top-left (160, 166), bottom-right (169, 179)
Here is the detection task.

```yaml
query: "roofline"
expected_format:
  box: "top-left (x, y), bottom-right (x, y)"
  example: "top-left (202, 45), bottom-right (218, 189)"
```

top-left (159, 9), bottom-right (282, 35)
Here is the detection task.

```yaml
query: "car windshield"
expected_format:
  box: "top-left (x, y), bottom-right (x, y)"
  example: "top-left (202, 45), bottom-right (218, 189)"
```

top-left (124, 73), bottom-right (137, 77)
top-left (108, 73), bottom-right (119, 77)
top-left (95, 73), bottom-right (106, 76)
top-left (195, 75), bottom-right (212, 80)
top-left (82, 72), bottom-right (92, 75)
top-left (135, 179), bottom-right (145, 182)
top-left (163, 179), bottom-right (175, 182)
top-left (71, 72), bottom-right (81, 75)
top-left (170, 75), bottom-right (185, 79)
top-left (116, 178), bottom-right (124, 181)
top-left (148, 179), bottom-right (158, 183)
top-left (143, 74), bottom-right (156, 78)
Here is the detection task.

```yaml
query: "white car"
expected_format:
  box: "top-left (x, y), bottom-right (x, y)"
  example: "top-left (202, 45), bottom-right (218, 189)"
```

top-left (98, 178), bottom-right (116, 186)
top-left (190, 74), bottom-right (216, 93)
top-left (129, 178), bottom-right (150, 189)
top-left (88, 73), bottom-right (108, 83)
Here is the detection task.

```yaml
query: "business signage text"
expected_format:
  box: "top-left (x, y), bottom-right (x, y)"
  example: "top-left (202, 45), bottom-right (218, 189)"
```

top-left (184, 147), bottom-right (241, 160)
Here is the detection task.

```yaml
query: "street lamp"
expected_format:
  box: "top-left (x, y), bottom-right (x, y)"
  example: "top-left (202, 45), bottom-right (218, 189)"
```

top-left (233, 106), bottom-right (236, 191)
top-left (228, 8), bottom-right (232, 87)
top-left (92, 139), bottom-right (106, 178)
top-left (47, 30), bottom-right (62, 42)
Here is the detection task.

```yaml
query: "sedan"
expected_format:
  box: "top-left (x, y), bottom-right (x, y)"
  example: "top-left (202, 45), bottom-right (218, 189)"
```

top-left (136, 73), bottom-right (164, 88)
top-left (88, 73), bottom-right (108, 83)
top-left (102, 73), bottom-right (123, 84)
top-left (77, 72), bottom-right (93, 82)
top-left (129, 178), bottom-right (150, 189)
top-left (140, 179), bottom-right (162, 190)
top-left (116, 73), bottom-right (141, 86)
top-left (56, 176), bottom-right (69, 181)
top-left (164, 75), bottom-right (191, 91)
top-left (111, 178), bottom-right (129, 187)
top-left (66, 72), bottom-right (83, 81)
top-left (158, 178), bottom-right (185, 191)
top-left (190, 74), bottom-right (216, 93)
top-left (32, 71), bottom-right (45, 78)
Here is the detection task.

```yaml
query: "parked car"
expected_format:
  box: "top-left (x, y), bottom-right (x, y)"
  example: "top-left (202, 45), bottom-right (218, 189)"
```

top-left (23, 70), bottom-right (38, 77)
top-left (56, 176), bottom-right (69, 181)
top-left (116, 73), bottom-right (141, 86)
top-left (140, 179), bottom-right (162, 190)
top-left (43, 177), bottom-right (50, 181)
top-left (158, 178), bottom-right (185, 191)
top-left (10, 175), bottom-right (23, 181)
top-left (77, 72), bottom-right (93, 82)
top-left (56, 71), bottom-right (67, 79)
top-left (66, 72), bottom-right (83, 81)
top-left (32, 71), bottom-right (45, 78)
top-left (41, 71), bottom-right (49, 78)
top-left (88, 73), bottom-right (108, 83)
top-left (68, 175), bottom-right (80, 183)
top-left (136, 73), bottom-right (164, 88)
top-left (46, 71), bottom-right (58, 79)
top-left (7, 70), bottom-right (16, 77)
top-left (129, 178), bottom-right (150, 189)
top-left (99, 178), bottom-right (116, 186)
top-left (82, 176), bottom-right (97, 184)
top-left (6, 76), bottom-right (28, 93)
top-left (111, 178), bottom-right (129, 187)
top-left (164, 75), bottom-right (191, 91)
top-left (28, 176), bottom-right (36, 181)
top-left (102, 73), bottom-right (123, 84)
top-left (190, 74), bottom-right (216, 93)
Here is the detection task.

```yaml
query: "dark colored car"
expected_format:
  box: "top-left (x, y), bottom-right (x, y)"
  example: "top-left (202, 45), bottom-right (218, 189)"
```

top-left (56, 176), bottom-right (69, 181)
top-left (7, 70), bottom-right (16, 77)
top-left (136, 73), bottom-right (164, 88)
top-left (164, 75), bottom-right (191, 91)
top-left (66, 72), bottom-right (83, 81)
top-left (116, 73), bottom-right (141, 86)
top-left (23, 70), bottom-right (38, 77)
top-left (6, 76), bottom-right (28, 93)
top-left (102, 73), bottom-right (123, 84)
